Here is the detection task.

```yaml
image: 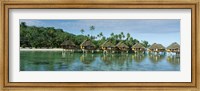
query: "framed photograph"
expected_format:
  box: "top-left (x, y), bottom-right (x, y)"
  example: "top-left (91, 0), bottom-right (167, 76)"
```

top-left (1, 0), bottom-right (199, 91)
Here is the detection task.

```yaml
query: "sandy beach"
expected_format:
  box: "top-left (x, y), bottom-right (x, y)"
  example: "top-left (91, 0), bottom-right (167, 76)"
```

top-left (20, 48), bottom-right (63, 51)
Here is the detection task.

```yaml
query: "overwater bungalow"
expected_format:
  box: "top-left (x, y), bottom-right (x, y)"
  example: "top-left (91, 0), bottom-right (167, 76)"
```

top-left (80, 39), bottom-right (96, 53)
top-left (101, 41), bottom-right (116, 54)
top-left (116, 42), bottom-right (129, 53)
top-left (61, 40), bottom-right (76, 52)
top-left (132, 43), bottom-right (145, 54)
top-left (148, 43), bottom-right (165, 55)
top-left (166, 42), bottom-right (180, 55)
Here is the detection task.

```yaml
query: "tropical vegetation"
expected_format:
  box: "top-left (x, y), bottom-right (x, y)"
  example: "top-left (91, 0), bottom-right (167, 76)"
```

top-left (20, 22), bottom-right (150, 48)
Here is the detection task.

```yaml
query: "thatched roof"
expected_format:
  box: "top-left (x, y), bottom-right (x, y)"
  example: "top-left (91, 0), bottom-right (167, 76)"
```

top-left (167, 42), bottom-right (180, 50)
top-left (101, 41), bottom-right (115, 47)
top-left (116, 42), bottom-right (129, 48)
top-left (61, 40), bottom-right (76, 46)
top-left (80, 39), bottom-right (95, 47)
top-left (149, 43), bottom-right (165, 49)
top-left (132, 43), bottom-right (145, 49)
top-left (148, 43), bottom-right (156, 49)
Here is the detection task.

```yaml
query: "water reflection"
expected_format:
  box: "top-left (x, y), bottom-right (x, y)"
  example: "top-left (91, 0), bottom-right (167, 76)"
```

top-left (115, 54), bottom-right (130, 66)
top-left (148, 53), bottom-right (165, 64)
top-left (57, 53), bottom-right (77, 70)
top-left (20, 51), bottom-right (180, 71)
top-left (167, 55), bottom-right (180, 65)
top-left (132, 54), bottom-right (146, 63)
top-left (100, 54), bottom-right (114, 65)
top-left (80, 54), bottom-right (95, 64)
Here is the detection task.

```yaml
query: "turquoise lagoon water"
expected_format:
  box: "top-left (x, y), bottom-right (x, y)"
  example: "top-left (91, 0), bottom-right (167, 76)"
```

top-left (20, 51), bottom-right (180, 71)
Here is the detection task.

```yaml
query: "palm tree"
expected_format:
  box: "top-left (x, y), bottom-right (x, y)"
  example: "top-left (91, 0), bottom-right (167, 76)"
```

top-left (102, 36), bottom-right (106, 40)
top-left (114, 35), bottom-right (119, 40)
top-left (90, 25), bottom-right (95, 39)
top-left (133, 39), bottom-right (139, 45)
top-left (141, 40), bottom-right (150, 48)
top-left (20, 22), bottom-right (27, 28)
top-left (110, 33), bottom-right (115, 44)
top-left (127, 37), bottom-right (134, 46)
top-left (97, 34), bottom-right (100, 38)
top-left (87, 34), bottom-right (90, 38)
top-left (80, 29), bottom-right (84, 35)
top-left (122, 35), bottom-right (125, 39)
top-left (120, 32), bottom-right (124, 35)
top-left (110, 33), bottom-right (114, 38)
top-left (99, 32), bottom-right (103, 36)
top-left (99, 32), bottom-right (103, 40)
top-left (119, 34), bottom-right (122, 40)
top-left (120, 32), bottom-right (125, 40)
top-left (127, 33), bottom-right (130, 40)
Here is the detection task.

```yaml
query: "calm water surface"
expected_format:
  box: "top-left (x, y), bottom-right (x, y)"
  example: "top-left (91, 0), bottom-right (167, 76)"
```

top-left (20, 51), bottom-right (180, 71)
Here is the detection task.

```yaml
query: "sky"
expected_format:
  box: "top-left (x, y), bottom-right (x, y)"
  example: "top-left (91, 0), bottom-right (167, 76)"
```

top-left (19, 19), bottom-right (180, 47)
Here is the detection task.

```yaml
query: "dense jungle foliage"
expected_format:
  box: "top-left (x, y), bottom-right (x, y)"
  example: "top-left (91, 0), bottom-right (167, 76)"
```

top-left (20, 22), bottom-right (150, 48)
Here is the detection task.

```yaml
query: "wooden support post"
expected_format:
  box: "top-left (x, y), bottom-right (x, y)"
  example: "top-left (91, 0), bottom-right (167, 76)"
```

top-left (83, 49), bottom-right (85, 53)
